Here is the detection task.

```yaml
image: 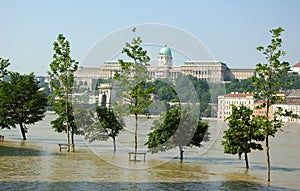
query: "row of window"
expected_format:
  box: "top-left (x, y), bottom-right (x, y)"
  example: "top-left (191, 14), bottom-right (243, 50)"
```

top-left (219, 100), bottom-right (252, 105)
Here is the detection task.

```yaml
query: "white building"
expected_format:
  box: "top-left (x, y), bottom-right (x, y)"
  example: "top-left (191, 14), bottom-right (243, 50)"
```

top-left (273, 91), bottom-right (300, 122)
top-left (290, 62), bottom-right (300, 74)
top-left (217, 92), bottom-right (255, 119)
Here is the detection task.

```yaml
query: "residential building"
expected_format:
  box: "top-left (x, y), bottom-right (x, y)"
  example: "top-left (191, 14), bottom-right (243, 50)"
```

top-left (274, 91), bottom-right (300, 122)
top-left (253, 100), bottom-right (273, 120)
top-left (217, 92), bottom-right (255, 119)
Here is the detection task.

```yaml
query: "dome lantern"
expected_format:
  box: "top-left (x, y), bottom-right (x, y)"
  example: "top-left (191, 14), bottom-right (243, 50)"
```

top-left (159, 45), bottom-right (172, 56)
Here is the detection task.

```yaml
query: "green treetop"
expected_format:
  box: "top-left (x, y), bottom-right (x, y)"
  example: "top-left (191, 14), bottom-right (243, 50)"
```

top-left (114, 29), bottom-right (155, 159)
top-left (250, 27), bottom-right (292, 182)
top-left (48, 34), bottom-right (78, 151)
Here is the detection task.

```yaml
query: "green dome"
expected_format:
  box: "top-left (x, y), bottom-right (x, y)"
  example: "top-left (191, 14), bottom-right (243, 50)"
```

top-left (159, 45), bottom-right (172, 56)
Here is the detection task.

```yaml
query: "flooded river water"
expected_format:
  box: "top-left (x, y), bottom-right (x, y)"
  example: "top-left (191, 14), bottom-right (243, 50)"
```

top-left (0, 113), bottom-right (299, 190)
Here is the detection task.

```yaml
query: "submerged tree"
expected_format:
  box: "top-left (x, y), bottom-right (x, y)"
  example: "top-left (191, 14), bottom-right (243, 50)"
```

top-left (0, 72), bottom-right (48, 140)
top-left (98, 107), bottom-right (124, 152)
top-left (145, 106), bottom-right (209, 162)
top-left (250, 27), bottom-right (292, 181)
top-left (114, 29), bottom-right (154, 159)
top-left (48, 34), bottom-right (78, 151)
top-left (81, 106), bottom-right (125, 152)
top-left (222, 105), bottom-right (265, 168)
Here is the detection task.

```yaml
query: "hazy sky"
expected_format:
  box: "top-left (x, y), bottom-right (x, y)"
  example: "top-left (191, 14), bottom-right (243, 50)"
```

top-left (1, 0), bottom-right (299, 75)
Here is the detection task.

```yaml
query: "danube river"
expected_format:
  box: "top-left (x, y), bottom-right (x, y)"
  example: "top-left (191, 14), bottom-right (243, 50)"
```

top-left (0, 113), bottom-right (299, 190)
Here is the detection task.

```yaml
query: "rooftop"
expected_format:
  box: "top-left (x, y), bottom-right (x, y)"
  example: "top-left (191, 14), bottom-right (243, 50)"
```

top-left (287, 91), bottom-right (300, 98)
top-left (159, 45), bottom-right (172, 56)
top-left (292, 62), bottom-right (300, 67)
top-left (225, 92), bottom-right (254, 97)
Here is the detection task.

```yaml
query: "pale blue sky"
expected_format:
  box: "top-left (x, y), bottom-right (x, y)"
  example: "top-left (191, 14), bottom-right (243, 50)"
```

top-left (1, 0), bottom-right (299, 75)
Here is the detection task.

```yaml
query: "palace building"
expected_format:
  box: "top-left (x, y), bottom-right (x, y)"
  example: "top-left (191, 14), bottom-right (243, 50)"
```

top-left (74, 45), bottom-right (255, 91)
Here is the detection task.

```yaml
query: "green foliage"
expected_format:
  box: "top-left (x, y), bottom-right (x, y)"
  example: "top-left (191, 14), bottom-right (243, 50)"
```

top-left (74, 107), bottom-right (96, 132)
top-left (114, 30), bottom-right (154, 154)
top-left (226, 72), bottom-right (300, 94)
top-left (222, 105), bottom-right (264, 168)
top-left (48, 34), bottom-right (78, 97)
top-left (82, 107), bottom-right (125, 152)
top-left (250, 27), bottom-right (291, 136)
top-left (226, 78), bottom-right (254, 93)
top-left (184, 75), bottom-right (211, 116)
top-left (153, 80), bottom-right (178, 102)
top-left (114, 35), bottom-right (154, 116)
top-left (0, 72), bottom-right (48, 140)
top-left (249, 27), bottom-right (291, 181)
top-left (0, 57), bottom-right (10, 79)
top-left (280, 73), bottom-right (300, 90)
top-left (145, 106), bottom-right (209, 161)
top-left (48, 34), bottom-right (79, 146)
top-left (75, 107), bottom-right (105, 141)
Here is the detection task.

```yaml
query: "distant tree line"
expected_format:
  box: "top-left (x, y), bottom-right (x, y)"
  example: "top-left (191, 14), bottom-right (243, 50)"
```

top-left (226, 72), bottom-right (300, 93)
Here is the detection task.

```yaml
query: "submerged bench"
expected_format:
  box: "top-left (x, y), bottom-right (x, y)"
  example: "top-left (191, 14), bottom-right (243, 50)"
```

top-left (0, 135), bottom-right (4, 143)
top-left (58, 144), bottom-right (75, 152)
top-left (128, 152), bottom-right (146, 162)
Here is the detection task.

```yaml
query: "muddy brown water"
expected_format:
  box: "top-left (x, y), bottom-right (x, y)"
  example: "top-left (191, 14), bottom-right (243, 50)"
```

top-left (0, 113), bottom-right (299, 190)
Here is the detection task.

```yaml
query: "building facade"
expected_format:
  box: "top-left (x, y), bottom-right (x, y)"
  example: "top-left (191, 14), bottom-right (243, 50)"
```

top-left (74, 67), bottom-right (102, 92)
top-left (181, 61), bottom-right (230, 82)
top-left (229, 68), bottom-right (255, 80)
top-left (217, 92), bottom-right (255, 119)
top-left (274, 91), bottom-right (300, 122)
top-left (75, 45), bottom-right (237, 90)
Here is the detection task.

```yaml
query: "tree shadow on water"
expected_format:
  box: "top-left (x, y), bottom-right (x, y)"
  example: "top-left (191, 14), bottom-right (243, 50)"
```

top-left (0, 145), bottom-right (62, 156)
top-left (252, 165), bottom-right (300, 172)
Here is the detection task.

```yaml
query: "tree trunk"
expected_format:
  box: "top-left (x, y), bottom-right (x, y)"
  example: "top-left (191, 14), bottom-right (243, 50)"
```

top-left (71, 128), bottom-right (74, 145)
top-left (266, 136), bottom-right (271, 182)
top-left (244, 151), bottom-right (249, 169)
top-left (265, 99), bottom-right (271, 182)
top-left (179, 145), bottom-right (184, 162)
top-left (66, 91), bottom-right (70, 152)
top-left (113, 136), bottom-right (116, 152)
top-left (66, 121), bottom-right (70, 152)
top-left (19, 123), bottom-right (27, 140)
top-left (134, 113), bottom-right (138, 161)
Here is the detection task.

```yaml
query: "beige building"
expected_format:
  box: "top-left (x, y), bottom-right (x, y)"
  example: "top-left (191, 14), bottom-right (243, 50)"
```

top-left (74, 45), bottom-right (255, 92)
top-left (74, 67), bottom-right (102, 91)
top-left (181, 61), bottom-right (230, 82)
top-left (99, 61), bottom-right (122, 79)
top-left (217, 92), bottom-right (255, 119)
top-left (229, 68), bottom-right (255, 80)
